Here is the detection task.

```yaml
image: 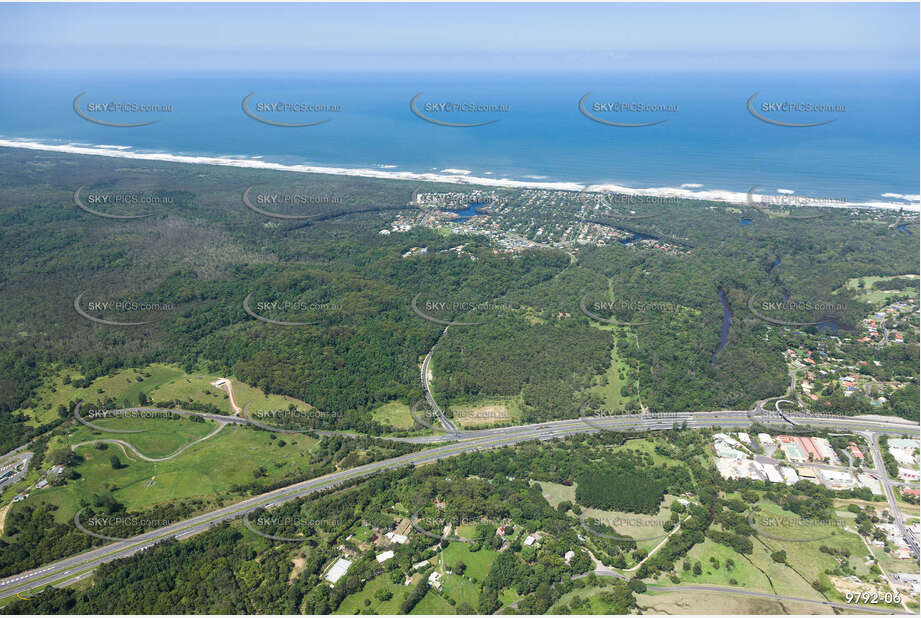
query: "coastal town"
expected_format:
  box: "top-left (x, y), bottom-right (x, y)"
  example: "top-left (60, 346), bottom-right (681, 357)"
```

top-left (383, 188), bottom-right (688, 254)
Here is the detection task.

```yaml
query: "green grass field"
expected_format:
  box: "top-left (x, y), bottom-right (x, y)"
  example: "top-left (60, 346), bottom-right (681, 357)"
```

top-left (17, 364), bottom-right (184, 427)
top-left (230, 380), bottom-right (317, 421)
top-left (450, 398), bottom-right (522, 428)
top-left (605, 436), bottom-right (689, 467)
top-left (147, 374), bottom-right (232, 411)
top-left (440, 542), bottom-right (498, 582)
top-left (71, 415), bottom-right (219, 458)
top-left (439, 572), bottom-right (480, 608)
top-left (14, 423), bottom-right (319, 525)
top-left (371, 401), bottom-right (415, 429)
top-left (586, 324), bottom-right (635, 412)
top-left (410, 589), bottom-right (454, 614)
top-left (654, 496), bottom-right (878, 603)
top-left (841, 274), bottom-right (919, 305)
top-left (636, 589), bottom-right (837, 615)
top-left (333, 572), bottom-right (410, 614)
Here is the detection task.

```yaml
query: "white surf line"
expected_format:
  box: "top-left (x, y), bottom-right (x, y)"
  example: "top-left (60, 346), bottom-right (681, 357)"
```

top-left (1, 138), bottom-right (917, 211)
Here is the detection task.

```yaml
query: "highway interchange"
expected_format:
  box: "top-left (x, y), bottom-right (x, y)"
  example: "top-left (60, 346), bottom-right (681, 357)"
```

top-left (0, 404), bottom-right (917, 611)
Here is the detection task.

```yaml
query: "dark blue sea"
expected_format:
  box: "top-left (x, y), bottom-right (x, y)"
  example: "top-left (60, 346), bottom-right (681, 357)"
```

top-left (0, 71), bottom-right (917, 206)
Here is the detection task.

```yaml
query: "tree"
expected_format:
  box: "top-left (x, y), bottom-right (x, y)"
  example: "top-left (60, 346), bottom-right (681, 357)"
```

top-left (110, 455), bottom-right (123, 470)
top-left (692, 561), bottom-right (702, 575)
top-left (374, 589), bottom-right (392, 602)
top-left (628, 578), bottom-right (647, 593)
top-left (51, 449), bottom-right (76, 466)
top-left (771, 550), bottom-right (787, 564)
top-left (454, 561), bottom-right (466, 575)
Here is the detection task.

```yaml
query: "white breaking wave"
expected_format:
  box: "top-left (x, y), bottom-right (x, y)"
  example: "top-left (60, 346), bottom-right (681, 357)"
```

top-left (0, 137), bottom-right (917, 212)
top-left (776, 188), bottom-right (795, 194)
top-left (882, 192), bottom-right (920, 202)
top-left (680, 183), bottom-right (703, 188)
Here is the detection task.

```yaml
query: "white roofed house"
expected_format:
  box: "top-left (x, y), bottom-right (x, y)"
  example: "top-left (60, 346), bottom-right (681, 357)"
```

top-left (376, 550), bottom-right (395, 563)
top-left (763, 464), bottom-right (784, 484)
top-left (325, 558), bottom-right (352, 584)
top-left (780, 466), bottom-right (799, 485)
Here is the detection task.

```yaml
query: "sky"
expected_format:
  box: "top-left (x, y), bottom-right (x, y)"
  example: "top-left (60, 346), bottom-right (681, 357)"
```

top-left (0, 2), bottom-right (918, 72)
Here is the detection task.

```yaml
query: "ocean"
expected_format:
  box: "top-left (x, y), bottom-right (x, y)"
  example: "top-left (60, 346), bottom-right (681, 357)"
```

top-left (0, 70), bottom-right (918, 208)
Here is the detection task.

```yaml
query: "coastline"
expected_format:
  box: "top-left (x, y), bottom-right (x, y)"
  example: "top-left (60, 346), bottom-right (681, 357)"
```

top-left (1, 137), bottom-right (918, 212)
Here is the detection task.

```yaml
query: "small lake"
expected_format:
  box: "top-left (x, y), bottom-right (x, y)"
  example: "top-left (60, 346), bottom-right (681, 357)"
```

top-left (620, 232), bottom-right (655, 245)
top-left (447, 202), bottom-right (487, 222)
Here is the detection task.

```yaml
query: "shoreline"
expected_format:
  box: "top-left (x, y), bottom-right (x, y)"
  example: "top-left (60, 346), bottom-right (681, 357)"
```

top-left (1, 137), bottom-right (918, 212)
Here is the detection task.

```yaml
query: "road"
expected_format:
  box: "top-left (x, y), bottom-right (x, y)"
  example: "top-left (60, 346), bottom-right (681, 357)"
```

top-left (866, 431), bottom-right (919, 557)
top-left (71, 420), bottom-right (227, 462)
top-left (0, 409), bottom-right (916, 604)
top-left (0, 452), bottom-right (32, 493)
top-left (420, 326), bottom-right (459, 435)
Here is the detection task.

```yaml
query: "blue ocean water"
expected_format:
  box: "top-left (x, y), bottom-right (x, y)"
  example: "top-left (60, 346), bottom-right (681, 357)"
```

top-left (0, 71), bottom-right (917, 205)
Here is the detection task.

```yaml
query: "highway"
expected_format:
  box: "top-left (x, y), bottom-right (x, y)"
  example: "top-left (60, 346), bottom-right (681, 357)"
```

top-left (0, 408), bottom-right (917, 604)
